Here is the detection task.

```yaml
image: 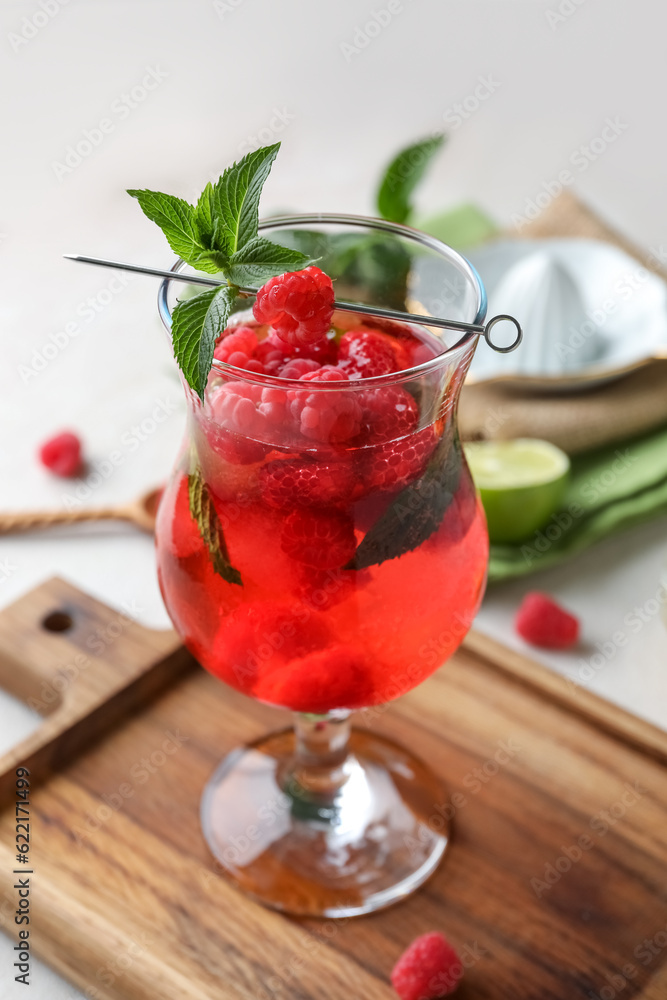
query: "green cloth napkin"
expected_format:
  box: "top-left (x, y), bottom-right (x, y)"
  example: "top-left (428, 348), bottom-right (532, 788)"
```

top-left (488, 426), bottom-right (667, 582)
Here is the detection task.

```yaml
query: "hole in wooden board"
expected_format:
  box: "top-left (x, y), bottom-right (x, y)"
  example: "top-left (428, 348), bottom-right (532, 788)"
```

top-left (41, 610), bottom-right (74, 633)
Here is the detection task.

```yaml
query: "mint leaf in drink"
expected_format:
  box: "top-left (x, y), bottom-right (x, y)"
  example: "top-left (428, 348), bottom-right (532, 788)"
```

top-left (172, 284), bottom-right (237, 399)
top-left (347, 425), bottom-right (474, 569)
top-left (376, 134), bottom-right (446, 225)
top-left (188, 466), bottom-right (242, 585)
top-left (225, 236), bottom-right (312, 285)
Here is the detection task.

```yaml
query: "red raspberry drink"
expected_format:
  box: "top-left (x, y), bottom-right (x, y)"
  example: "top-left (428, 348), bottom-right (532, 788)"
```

top-left (155, 214), bottom-right (490, 918)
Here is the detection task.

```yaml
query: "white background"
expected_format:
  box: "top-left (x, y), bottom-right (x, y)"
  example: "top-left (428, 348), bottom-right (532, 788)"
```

top-left (1, 0), bottom-right (667, 996)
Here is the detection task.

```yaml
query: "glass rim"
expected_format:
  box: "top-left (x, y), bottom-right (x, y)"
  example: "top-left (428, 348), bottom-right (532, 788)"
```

top-left (157, 213), bottom-right (487, 391)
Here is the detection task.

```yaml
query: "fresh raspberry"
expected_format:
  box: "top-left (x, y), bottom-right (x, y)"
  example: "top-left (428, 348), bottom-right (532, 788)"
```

top-left (208, 381), bottom-right (291, 442)
top-left (254, 339), bottom-right (289, 375)
top-left (253, 266), bottom-right (335, 346)
top-left (254, 643), bottom-right (375, 712)
top-left (217, 601), bottom-right (330, 688)
top-left (391, 932), bottom-right (463, 1000)
top-left (281, 509), bottom-right (356, 569)
top-left (260, 458), bottom-right (356, 509)
top-left (268, 329), bottom-right (339, 366)
top-left (213, 325), bottom-right (264, 373)
top-left (38, 431), bottom-right (83, 477)
top-left (363, 426), bottom-right (439, 491)
top-left (338, 328), bottom-right (400, 378)
top-left (279, 358), bottom-right (321, 379)
top-left (515, 592), bottom-right (580, 649)
top-left (200, 421), bottom-right (268, 465)
top-left (359, 386), bottom-right (419, 444)
top-left (289, 367), bottom-right (362, 444)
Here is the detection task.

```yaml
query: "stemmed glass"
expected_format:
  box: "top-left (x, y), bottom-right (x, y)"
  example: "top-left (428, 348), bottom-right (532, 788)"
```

top-left (156, 215), bottom-right (489, 917)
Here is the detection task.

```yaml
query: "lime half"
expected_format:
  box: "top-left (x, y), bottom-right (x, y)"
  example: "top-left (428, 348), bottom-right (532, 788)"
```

top-left (464, 439), bottom-right (570, 544)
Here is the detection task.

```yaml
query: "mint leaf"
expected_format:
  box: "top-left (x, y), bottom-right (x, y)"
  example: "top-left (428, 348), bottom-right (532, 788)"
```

top-left (195, 182), bottom-right (216, 244)
top-left (225, 236), bottom-right (312, 285)
top-left (376, 135), bottom-right (446, 224)
top-left (188, 467), bottom-right (242, 585)
top-left (191, 249), bottom-right (231, 274)
top-left (172, 284), bottom-right (236, 399)
top-left (127, 189), bottom-right (206, 261)
top-left (213, 144), bottom-right (280, 255)
top-left (130, 143), bottom-right (305, 397)
top-left (346, 425), bottom-right (474, 569)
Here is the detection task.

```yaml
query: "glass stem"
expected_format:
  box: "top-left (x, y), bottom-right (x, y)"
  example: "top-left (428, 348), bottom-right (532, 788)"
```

top-left (281, 711), bottom-right (353, 817)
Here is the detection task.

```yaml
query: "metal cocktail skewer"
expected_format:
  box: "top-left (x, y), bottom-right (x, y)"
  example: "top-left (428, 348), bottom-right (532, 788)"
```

top-left (63, 254), bottom-right (522, 353)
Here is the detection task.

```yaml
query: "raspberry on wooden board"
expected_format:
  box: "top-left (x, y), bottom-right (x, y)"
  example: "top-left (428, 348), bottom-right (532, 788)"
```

top-left (391, 932), bottom-right (463, 1000)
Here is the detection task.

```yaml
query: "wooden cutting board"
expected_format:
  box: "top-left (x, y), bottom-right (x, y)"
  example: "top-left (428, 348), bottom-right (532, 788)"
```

top-left (0, 576), bottom-right (666, 1000)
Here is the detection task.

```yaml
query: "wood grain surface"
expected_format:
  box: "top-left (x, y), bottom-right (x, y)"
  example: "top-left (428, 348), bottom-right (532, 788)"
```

top-left (0, 578), bottom-right (665, 1000)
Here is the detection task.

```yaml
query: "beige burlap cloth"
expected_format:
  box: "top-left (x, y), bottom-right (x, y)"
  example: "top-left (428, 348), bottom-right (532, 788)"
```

top-left (459, 193), bottom-right (667, 454)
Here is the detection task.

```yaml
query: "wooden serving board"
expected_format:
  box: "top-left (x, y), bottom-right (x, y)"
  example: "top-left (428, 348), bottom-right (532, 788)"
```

top-left (0, 577), bottom-right (666, 1000)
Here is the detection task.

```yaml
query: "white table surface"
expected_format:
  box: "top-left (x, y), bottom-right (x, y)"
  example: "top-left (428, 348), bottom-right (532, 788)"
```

top-left (2, 0), bottom-right (667, 996)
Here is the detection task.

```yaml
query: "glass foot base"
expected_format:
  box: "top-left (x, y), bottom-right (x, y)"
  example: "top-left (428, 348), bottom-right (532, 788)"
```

top-left (201, 726), bottom-right (448, 917)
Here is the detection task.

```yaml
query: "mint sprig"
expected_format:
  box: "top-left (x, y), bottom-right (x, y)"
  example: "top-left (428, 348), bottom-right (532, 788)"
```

top-left (129, 143), bottom-right (313, 398)
top-left (376, 134), bottom-right (446, 225)
top-left (188, 466), bottom-right (242, 585)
